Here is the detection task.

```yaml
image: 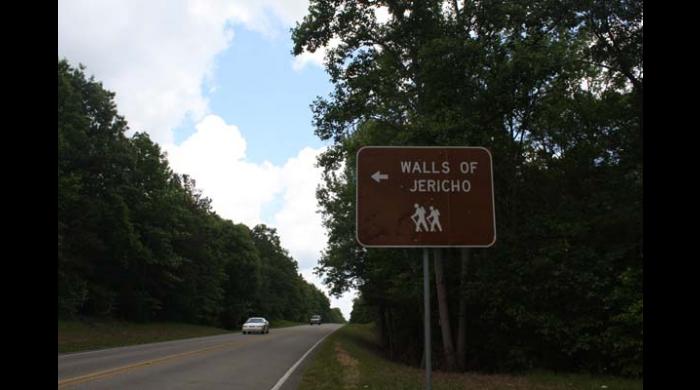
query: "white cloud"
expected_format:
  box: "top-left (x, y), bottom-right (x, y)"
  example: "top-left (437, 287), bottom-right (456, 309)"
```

top-left (59, 0), bottom-right (311, 145)
top-left (58, 0), bottom-right (235, 144)
top-left (165, 114), bottom-right (355, 320)
top-left (292, 37), bottom-right (342, 71)
top-left (164, 114), bottom-right (329, 261)
top-left (226, 0), bottom-right (309, 36)
top-left (164, 115), bottom-right (283, 227)
top-left (292, 5), bottom-right (389, 71)
top-left (374, 5), bottom-right (391, 24)
top-left (165, 115), bottom-right (329, 270)
top-left (292, 48), bottom-right (327, 71)
top-left (60, 0), bottom-right (356, 318)
top-left (274, 146), bottom-right (327, 270)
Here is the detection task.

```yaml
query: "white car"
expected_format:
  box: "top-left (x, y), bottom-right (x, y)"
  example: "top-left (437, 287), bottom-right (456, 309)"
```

top-left (310, 315), bottom-right (322, 325)
top-left (242, 317), bottom-right (269, 334)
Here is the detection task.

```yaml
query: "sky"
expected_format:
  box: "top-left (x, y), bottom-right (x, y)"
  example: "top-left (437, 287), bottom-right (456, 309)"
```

top-left (58, 0), bottom-right (357, 321)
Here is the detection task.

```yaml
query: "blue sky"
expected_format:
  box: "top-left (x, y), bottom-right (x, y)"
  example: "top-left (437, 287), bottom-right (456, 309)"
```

top-left (173, 27), bottom-right (333, 165)
top-left (58, 0), bottom-right (355, 320)
top-left (169, 27), bottom-right (334, 225)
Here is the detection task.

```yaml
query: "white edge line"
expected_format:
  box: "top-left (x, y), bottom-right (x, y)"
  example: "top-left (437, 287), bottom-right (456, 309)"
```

top-left (269, 327), bottom-right (338, 390)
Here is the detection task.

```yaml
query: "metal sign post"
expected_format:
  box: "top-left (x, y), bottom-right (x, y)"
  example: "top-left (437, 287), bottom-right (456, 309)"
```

top-left (355, 146), bottom-right (496, 390)
top-left (423, 248), bottom-right (432, 390)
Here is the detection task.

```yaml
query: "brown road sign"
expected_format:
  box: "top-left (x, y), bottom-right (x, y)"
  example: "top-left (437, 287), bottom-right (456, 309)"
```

top-left (356, 146), bottom-right (496, 247)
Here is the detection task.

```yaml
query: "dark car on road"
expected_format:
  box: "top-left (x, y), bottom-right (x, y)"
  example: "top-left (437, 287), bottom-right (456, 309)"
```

top-left (310, 315), bottom-right (321, 325)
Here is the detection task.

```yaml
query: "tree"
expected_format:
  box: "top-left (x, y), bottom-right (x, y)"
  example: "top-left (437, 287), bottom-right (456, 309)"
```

top-left (328, 308), bottom-right (347, 323)
top-left (350, 297), bottom-right (372, 324)
top-left (59, 59), bottom-right (137, 318)
top-left (217, 222), bottom-right (262, 329)
top-left (59, 59), bottom-right (342, 331)
top-left (293, 0), bottom-right (642, 376)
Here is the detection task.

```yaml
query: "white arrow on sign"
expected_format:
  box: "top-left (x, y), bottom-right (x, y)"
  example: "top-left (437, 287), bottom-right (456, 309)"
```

top-left (371, 171), bottom-right (389, 183)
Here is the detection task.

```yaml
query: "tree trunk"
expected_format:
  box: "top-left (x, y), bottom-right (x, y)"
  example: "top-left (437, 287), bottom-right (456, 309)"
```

top-left (385, 308), bottom-right (395, 358)
top-left (377, 303), bottom-right (388, 349)
top-left (456, 248), bottom-right (471, 370)
top-left (433, 248), bottom-right (457, 371)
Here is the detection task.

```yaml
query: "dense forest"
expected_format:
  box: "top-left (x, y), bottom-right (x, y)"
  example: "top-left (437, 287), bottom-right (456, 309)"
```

top-left (294, 0), bottom-right (642, 377)
top-left (58, 60), bottom-right (345, 328)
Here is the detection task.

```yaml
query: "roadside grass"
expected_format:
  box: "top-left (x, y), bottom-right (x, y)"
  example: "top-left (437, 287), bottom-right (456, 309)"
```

top-left (58, 318), bottom-right (318, 353)
top-left (299, 323), bottom-right (642, 390)
top-left (523, 370), bottom-right (643, 390)
top-left (58, 319), bottom-right (231, 353)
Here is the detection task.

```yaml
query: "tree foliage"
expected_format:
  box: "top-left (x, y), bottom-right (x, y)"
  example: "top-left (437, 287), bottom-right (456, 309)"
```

top-left (58, 59), bottom-right (341, 329)
top-left (293, 0), bottom-right (642, 377)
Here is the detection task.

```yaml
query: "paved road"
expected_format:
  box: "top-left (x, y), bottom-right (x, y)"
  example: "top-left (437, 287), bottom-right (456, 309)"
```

top-left (58, 324), bottom-right (343, 389)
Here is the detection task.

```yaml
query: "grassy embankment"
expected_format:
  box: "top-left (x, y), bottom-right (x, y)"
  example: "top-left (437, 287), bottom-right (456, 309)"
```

top-left (58, 318), bottom-right (306, 353)
top-left (298, 323), bottom-right (642, 390)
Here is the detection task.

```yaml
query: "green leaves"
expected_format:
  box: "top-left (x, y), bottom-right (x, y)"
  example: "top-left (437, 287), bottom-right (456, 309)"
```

top-left (58, 59), bottom-right (341, 328)
top-left (294, 0), bottom-right (642, 376)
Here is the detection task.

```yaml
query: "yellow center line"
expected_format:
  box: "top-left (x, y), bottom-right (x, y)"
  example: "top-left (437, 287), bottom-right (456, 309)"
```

top-left (58, 332), bottom-right (284, 388)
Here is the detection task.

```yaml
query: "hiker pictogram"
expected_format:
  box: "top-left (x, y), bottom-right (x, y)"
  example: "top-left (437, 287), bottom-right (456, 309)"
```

top-left (411, 204), bottom-right (442, 232)
top-left (411, 203), bottom-right (429, 232)
top-left (427, 206), bottom-right (442, 232)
